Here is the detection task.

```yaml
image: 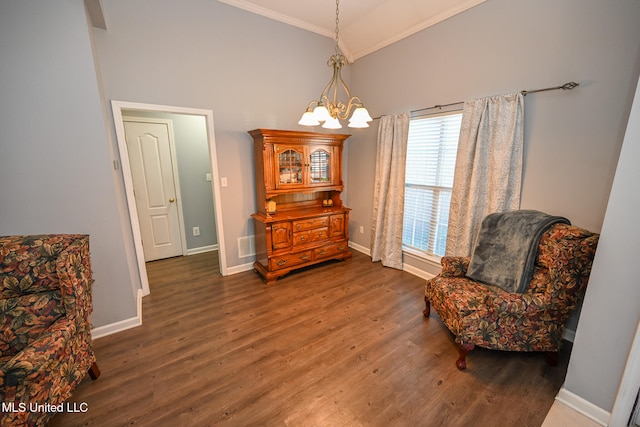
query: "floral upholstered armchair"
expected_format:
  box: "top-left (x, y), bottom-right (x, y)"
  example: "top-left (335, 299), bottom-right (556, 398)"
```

top-left (0, 235), bottom-right (100, 427)
top-left (424, 213), bottom-right (599, 370)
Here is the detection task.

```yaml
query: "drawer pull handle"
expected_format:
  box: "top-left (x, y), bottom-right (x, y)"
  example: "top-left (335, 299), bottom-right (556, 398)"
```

top-left (338, 246), bottom-right (345, 250)
top-left (277, 259), bottom-right (287, 266)
top-left (296, 224), bottom-right (301, 229)
top-left (299, 254), bottom-right (309, 260)
top-left (300, 236), bottom-right (306, 240)
top-left (318, 250), bottom-right (327, 255)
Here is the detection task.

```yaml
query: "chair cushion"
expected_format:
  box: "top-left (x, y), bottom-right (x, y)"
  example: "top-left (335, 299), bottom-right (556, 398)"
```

top-left (0, 290), bottom-right (65, 359)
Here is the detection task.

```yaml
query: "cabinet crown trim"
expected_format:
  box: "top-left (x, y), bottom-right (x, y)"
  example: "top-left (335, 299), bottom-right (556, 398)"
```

top-left (249, 128), bottom-right (350, 145)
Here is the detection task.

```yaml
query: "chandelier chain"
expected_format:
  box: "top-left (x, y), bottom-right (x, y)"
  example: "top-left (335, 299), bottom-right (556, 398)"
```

top-left (297, 0), bottom-right (372, 128)
top-left (334, 0), bottom-right (340, 56)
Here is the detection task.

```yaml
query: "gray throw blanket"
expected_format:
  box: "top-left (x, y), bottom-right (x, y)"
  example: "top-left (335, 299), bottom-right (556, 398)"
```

top-left (466, 210), bottom-right (570, 293)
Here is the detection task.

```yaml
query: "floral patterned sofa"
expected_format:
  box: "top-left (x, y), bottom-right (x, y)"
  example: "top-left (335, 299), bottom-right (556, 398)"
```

top-left (0, 235), bottom-right (100, 426)
top-left (424, 223), bottom-right (599, 370)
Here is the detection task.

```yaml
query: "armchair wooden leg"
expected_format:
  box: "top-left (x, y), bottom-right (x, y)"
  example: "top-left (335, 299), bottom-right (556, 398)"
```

top-left (545, 351), bottom-right (559, 367)
top-left (456, 343), bottom-right (475, 370)
top-left (423, 296), bottom-right (431, 317)
top-left (88, 362), bottom-right (101, 380)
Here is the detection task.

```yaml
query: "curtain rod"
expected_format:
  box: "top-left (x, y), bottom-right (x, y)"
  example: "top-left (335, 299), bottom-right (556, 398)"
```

top-left (374, 81), bottom-right (579, 119)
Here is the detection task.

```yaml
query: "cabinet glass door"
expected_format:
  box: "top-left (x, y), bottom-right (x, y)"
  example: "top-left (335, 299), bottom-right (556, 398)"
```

top-left (309, 149), bottom-right (331, 184)
top-left (277, 148), bottom-right (303, 186)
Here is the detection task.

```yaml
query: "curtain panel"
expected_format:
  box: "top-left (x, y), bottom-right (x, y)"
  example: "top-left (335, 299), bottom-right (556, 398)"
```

top-left (371, 112), bottom-right (410, 269)
top-left (446, 93), bottom-right (524, 256)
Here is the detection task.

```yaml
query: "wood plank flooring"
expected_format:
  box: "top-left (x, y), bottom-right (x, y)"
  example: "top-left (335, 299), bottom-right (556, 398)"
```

top-left (50, 250), bottom-right (570, 426)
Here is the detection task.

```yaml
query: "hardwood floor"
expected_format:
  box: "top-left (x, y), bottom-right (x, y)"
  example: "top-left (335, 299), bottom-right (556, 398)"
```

top-left (50, 250), bottom-right (570, 426)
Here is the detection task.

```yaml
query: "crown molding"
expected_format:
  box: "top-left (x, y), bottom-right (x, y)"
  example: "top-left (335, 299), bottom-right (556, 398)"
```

top-left (349, 0), bottom-right (486, 60)
top-left (217, 0), bottom-right (333, 38)
top-left (84, 0), bottom-right (106, 29)
top-left (217, 0), bottom-right (353, 61)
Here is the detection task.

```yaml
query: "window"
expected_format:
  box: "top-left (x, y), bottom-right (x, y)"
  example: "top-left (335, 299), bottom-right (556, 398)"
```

top-left (402, 111), bottom-right (462, 257)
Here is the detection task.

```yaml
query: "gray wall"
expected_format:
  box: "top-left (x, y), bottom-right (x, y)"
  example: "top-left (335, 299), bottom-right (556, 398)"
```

top-left (346, 0), bottom-right (640, 268)
top-left (564, 75), bottom-right (640, 413)
top-left (122, 110), bottom-right (217, 251)
top-left (93, 0), bottom-right (339, 270)
top-left (0, 0), bottom-right (138, 327)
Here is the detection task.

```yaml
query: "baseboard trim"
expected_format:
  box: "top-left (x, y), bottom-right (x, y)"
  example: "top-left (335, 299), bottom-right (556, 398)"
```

top-left (403, 262), bottom-right (435, 280)
top-left (92, 289), bottom-right (143, 340)
top-left (555, 388), bottom-right (610, 426)
top-left (349, 241), bottom-right (371, 256)
top-left (226, 261), bottom-right (255, 275)
top-left (186, 244), bottom-right (218, 256)
top-left (563, 327), bottom-right (576, 343)
top-left (349, 241), bottom-right (437, 281)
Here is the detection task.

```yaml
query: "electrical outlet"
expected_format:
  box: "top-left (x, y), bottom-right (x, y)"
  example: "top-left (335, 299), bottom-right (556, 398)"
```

top-left (193, 226), bottom-right (200, 236)
top-left (359, 226), bottom-right (364, 234)
top-left (221, 177), bottom-right (228, 187)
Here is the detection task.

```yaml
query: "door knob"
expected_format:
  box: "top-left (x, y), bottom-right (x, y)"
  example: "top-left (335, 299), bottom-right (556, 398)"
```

top-left (169, 198), bottom-right (175, 203)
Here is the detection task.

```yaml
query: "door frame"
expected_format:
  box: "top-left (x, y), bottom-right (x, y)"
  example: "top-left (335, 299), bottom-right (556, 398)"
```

top-left (610, 318), bottom-right (640, 426)
top-left (112, 100), bottom-right (227, 295)
top-left (123, 117), bottom-right (187, 261)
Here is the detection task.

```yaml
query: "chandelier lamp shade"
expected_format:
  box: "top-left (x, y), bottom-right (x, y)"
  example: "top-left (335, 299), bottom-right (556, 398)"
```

top-left (298, 0), bottom-right (373, 129)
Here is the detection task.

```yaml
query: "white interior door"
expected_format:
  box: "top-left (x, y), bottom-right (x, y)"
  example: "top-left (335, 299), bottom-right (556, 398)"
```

top-left (124, 120), bottom-right (183, 261)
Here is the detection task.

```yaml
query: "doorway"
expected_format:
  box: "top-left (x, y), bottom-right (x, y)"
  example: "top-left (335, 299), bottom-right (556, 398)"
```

top-left (124, 118), bottom-right (185, 261)
top-left (111, 101), bottom-right (227, 296)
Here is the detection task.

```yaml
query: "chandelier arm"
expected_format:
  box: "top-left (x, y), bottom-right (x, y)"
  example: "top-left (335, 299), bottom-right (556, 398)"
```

top-left (336, 64), bottom-right (351, 101)
top-left (338, 97), bottom-right (362, 121)
top-left (336, 69), bottom-right (364, 120)
top-left (334, 101), bottom-right (348, 120)
top-left (318, 68), bottom-right (338, 104)
top-left (330, 71), bottom-right (340, 113)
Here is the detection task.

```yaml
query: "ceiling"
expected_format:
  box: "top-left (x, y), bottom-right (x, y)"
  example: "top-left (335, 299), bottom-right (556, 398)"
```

top-left (217, 0), bottom-right (487, 61)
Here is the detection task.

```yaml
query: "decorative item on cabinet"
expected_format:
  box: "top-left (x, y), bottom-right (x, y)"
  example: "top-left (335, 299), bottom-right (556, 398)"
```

top-left (267, 199), bottom-right (277, 214)
top-left (250, 129), bottom-right (352, 284)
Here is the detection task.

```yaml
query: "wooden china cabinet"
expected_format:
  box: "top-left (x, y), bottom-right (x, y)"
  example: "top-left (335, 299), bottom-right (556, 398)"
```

top-left (250, 128), bottom-right (352, 284)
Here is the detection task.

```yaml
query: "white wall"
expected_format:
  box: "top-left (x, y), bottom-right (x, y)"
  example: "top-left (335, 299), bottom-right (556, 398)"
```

top-left (564, 74), bottom-right (640, 414)
top-left (0, 0), bottom-right (138, 328)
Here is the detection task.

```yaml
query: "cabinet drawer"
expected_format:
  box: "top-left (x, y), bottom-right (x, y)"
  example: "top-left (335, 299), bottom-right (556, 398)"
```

top-left (293, 231), bottom-right (311, 245)
top-left (310, 227), bottom-right (329, 241)
top-left (293, 227), bottom-right (329, 245)
top-left (314, 242), bottom-right (348, 259)
top-left (293, 216), bottom-right (329, 232)
top-left (270, 251), bottom-right (312, 271)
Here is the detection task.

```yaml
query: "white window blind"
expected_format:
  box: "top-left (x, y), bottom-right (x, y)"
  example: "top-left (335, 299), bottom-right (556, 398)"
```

top-left (402, 111), bottom-right (462, 257)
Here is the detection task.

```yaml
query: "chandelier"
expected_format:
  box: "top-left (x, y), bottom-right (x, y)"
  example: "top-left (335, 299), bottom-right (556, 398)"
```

top-left (298, 0), bottom-right (373, 129)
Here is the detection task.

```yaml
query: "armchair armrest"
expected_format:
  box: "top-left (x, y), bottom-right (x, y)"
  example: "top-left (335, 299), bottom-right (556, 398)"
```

top-left (485, 290), bottom-right (554, 316)
top-left (440, 256), bottom-right (471, 278)
top-left (56, 236), bottom-right (93, 328)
